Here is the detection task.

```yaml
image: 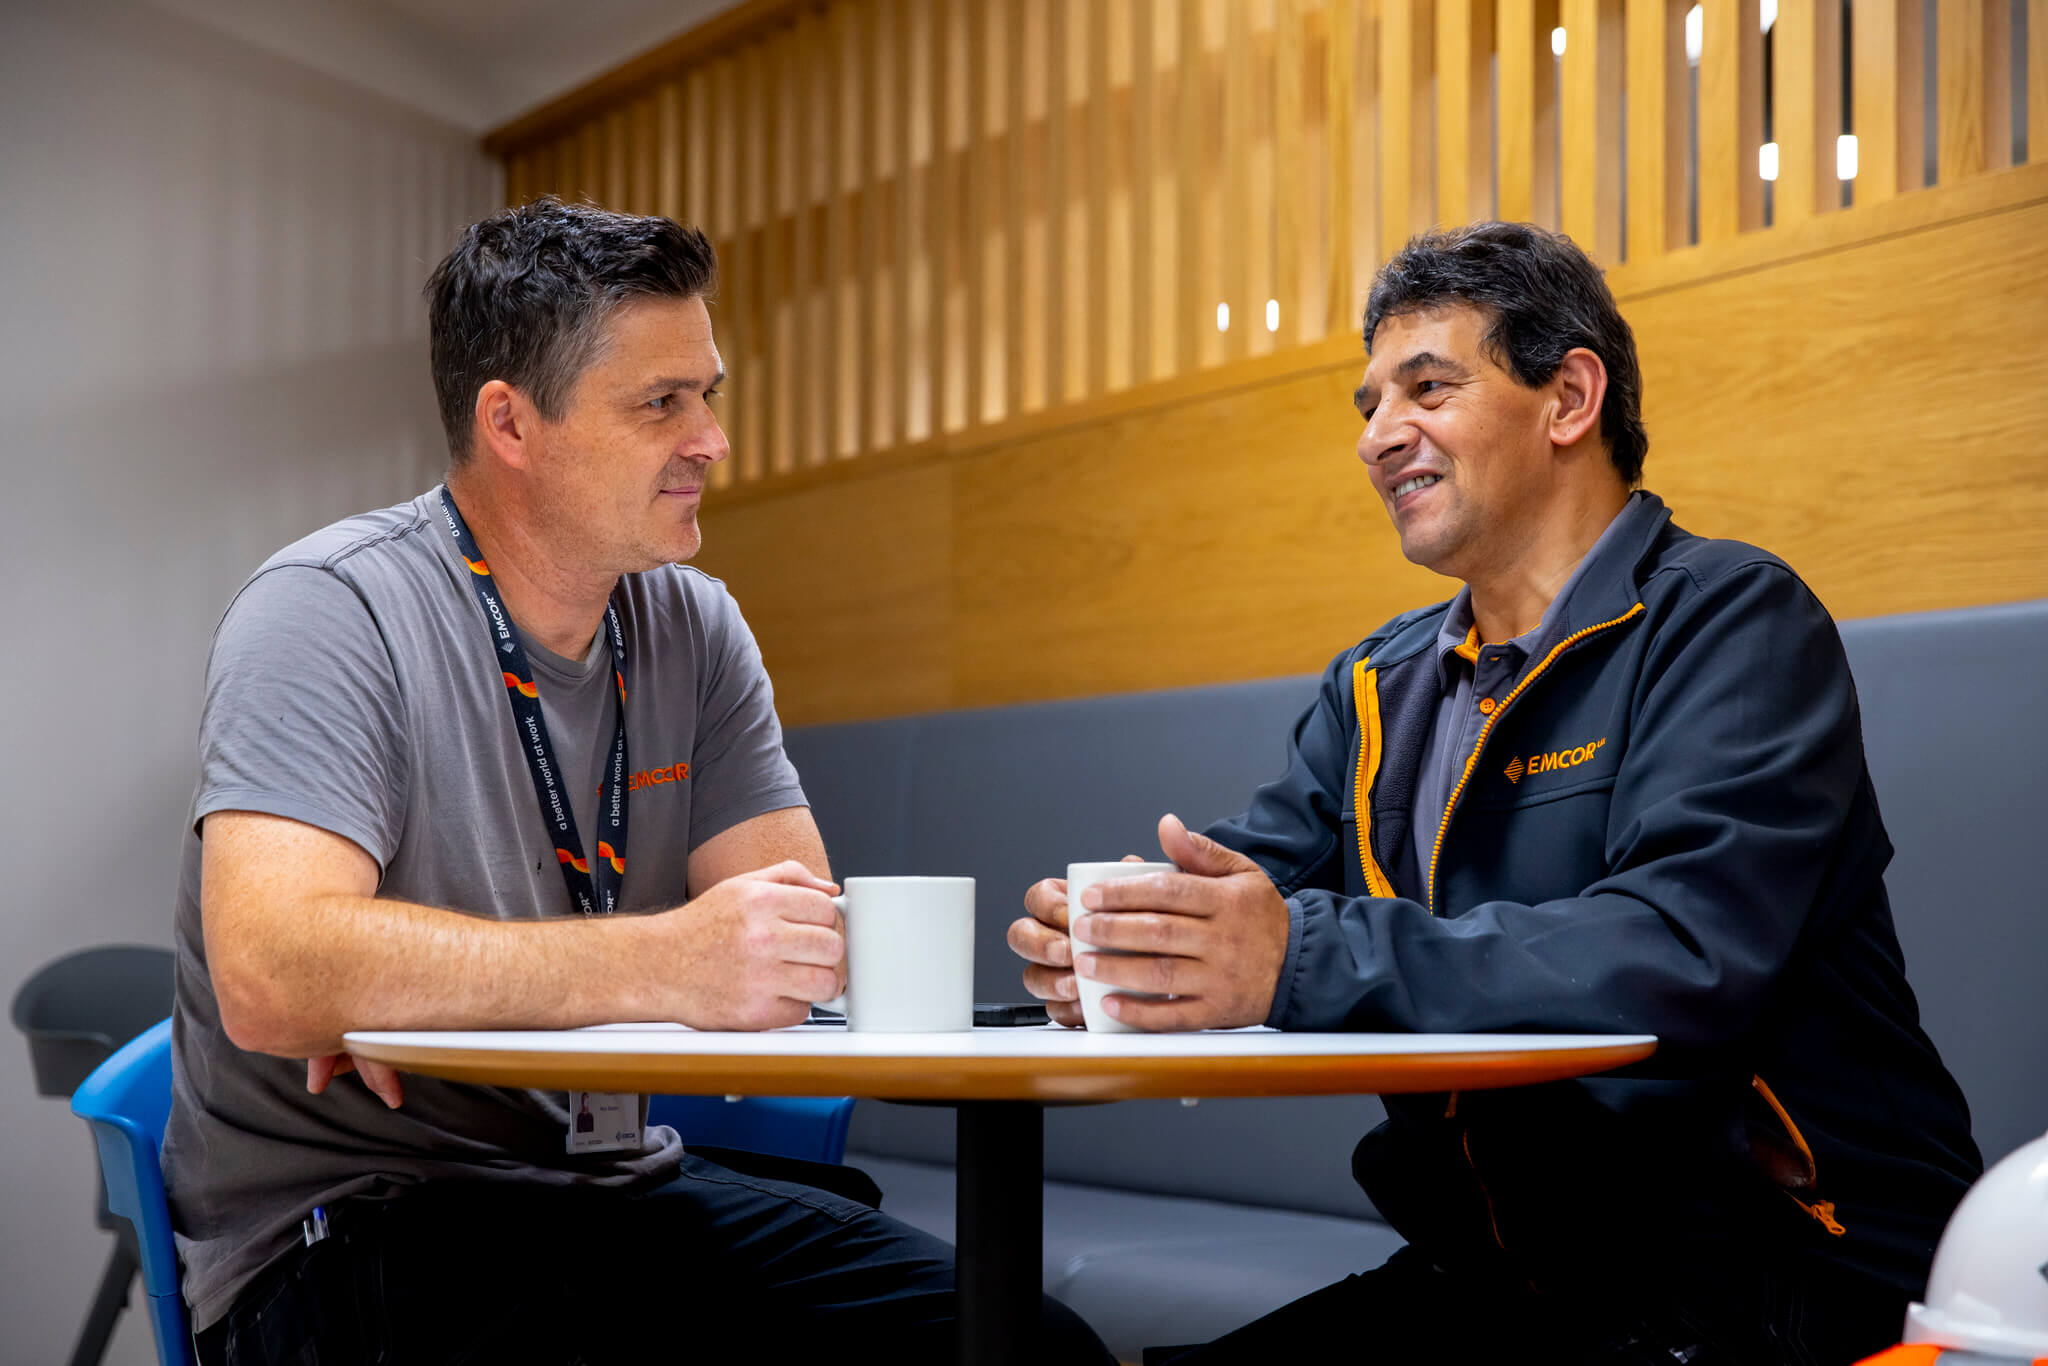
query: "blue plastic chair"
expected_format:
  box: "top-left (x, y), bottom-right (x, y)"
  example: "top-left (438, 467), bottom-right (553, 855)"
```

top-left (647, 1092), bottom-right (856, 1164)
top-left (69, 1019), bottom-right (854, 1366)
top-left (69, 1018), bottom-right (194, 1366)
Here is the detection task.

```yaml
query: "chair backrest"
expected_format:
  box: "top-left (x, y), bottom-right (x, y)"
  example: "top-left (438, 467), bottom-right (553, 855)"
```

top-left (70, 1018), bottom-right (195, 1366)
top-left (13, 944), bottom-right (174, 1096)
top-left (646, 1094), bottom-right (855, 1165)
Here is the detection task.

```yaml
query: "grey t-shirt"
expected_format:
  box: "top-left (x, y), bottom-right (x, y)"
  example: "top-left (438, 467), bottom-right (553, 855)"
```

top-left (162, 488), bottom-right (808, 1330)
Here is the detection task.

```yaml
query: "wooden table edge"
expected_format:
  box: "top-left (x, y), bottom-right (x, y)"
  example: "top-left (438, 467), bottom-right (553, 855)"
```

top-left (341, 1038), bottom-right (1658, 1102)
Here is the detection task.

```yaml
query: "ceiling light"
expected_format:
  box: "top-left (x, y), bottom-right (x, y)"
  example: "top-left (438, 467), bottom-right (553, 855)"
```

top-left (1837, 133), bottom-right (1858, 180)
top-left (1759, 141), bottom-right (1779, 181)
top-left (1216, 302), bottom-right (1230, 332)
top-left (1551, 26), bottom-right (1567, 56)
top-left (1685, 5), bottom-right (1702, 63)
top-left (1265, 299), bottom-right (1279, 332)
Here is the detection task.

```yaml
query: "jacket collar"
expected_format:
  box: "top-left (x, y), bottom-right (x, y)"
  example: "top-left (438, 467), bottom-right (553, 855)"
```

top-left (1549, 490), bottom-right (1669, 638)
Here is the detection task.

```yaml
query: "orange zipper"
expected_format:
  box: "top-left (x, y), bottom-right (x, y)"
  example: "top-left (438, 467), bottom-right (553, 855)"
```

top-left (1350, 660), bottom-right (1394, 898)
top-left (1752, 1076), bottom-right (1848, 1236)
top-left (1425, 603), bottom-right (1646, 913)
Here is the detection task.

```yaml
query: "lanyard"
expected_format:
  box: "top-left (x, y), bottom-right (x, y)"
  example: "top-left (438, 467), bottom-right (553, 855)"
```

top-left (439, 487), bottom-right (629, 917)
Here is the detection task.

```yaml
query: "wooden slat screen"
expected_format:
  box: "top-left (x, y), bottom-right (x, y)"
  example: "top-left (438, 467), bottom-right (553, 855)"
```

top-left (488, 0), bottom-right (2037, 489)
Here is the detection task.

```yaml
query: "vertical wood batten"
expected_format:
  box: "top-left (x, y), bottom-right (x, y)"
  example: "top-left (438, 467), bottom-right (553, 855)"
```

top-left (1275, 0), bottom-right (1308, 344)
top-left (765, 34), bottom-right (790, 474)
top-left (1853, 0), bottom-right (1925, 202)
top-left (1773, 0), bottom-right (1843, 225)
top-left (1533, 0), bottom-right (1561, 226)
top-left (630, 96), bottom-right (658, 214)
top-left (964, 0), bottom-right (988, 426)
top-left (790, 18), bottom-right (817, 471)
top-left (1086, 0), bottom-right (1111, 397)
top-left (684, 70), bottom-right (710, 229)
top-left (2032, 0), bottom-right (2047, 162)
top-left (1498, 0), bottom-right (1539, 221)
top-left (859, 0), bottom-right (883, 452)
top-left (824, 4), bottom-right (850, 460)
top-left (656, 82), bottom-right (683, 221)
top-left (1353, 1), bottom-right (1383, 304)
top-left (605, 109), bottom-right (630, 208)
top-left (1176, 0), bottom-right (1203, 376)
top-left (709, 58), bottom-right (740, 488)
top-left (1325, 0), bottom-right (1356, 334)
top-left (1698, 0), bottom-right (1764, 242)
top-left (531, 140), bottom-right (553, 200)
top-left (1131, 0), bottom-right (1156, 384)
top-left (1223, 0), bottom-right (1252, 361)
top-left (1626, 0), bottom-right (1687, 256)
top-left (581, 122), bottom-right (605, 202)
top-left (552, 134), bottom-right (575, 202)
top-left (554, 133), bottom-right (577, 203)
top-left (1937, 0), bottom-right (2014, 181)
top-left (1437, 0), bottom-right (1497, 228)
top-left (1047, 0), bottom-right (1070, 403)
top-left (1561, 0), bottom-right (1625, 262)
top-left (894, 0), bottom-right (916, 446)
top-left (1380, 0), bottom-right (1435, 260)
top-left (930, 0), bottom-right (953, 435)
top-left (740, 43), bottom-right (768, 482)
top-left (531, 148), bottom-right (550, 206)
top-left (1005, 0), bottom-right (1028, 418)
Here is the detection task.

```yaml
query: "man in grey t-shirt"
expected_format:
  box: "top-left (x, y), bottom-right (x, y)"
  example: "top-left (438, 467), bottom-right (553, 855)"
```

top-left (166, 200), bottom-right (1109, 1365)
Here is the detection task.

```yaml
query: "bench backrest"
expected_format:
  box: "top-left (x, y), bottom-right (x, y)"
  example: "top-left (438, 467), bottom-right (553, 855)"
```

top-left (788, 598), bottom-right (2048, 1214)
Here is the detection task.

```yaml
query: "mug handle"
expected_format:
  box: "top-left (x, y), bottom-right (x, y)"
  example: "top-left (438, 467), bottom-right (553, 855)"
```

top-left (818, 892), bottom-right (851, 1015)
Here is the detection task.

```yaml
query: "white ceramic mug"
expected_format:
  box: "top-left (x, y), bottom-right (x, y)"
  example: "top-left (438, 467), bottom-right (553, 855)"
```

top-left (819, 876), bottom-right (975, 1032)
top-left (1068, 861), bottom-right (1177, 1033)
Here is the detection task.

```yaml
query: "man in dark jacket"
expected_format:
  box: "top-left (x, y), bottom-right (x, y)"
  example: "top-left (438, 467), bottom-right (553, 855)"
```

top-left (1008, 222), bottom-right (1980, 1363)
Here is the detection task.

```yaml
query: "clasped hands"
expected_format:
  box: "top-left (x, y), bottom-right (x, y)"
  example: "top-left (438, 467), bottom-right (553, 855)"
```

top-left (1007, 813), bottom-right (1290, 1032)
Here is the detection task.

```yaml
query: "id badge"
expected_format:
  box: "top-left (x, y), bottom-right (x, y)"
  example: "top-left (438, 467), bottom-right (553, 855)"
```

top-left (567, 1091), bottom-right (643, 1154)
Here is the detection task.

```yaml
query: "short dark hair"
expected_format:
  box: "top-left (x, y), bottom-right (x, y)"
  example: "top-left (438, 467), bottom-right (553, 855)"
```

top-left (1364, 222), bottom-right (1647, 485)
top-left (424, 196), bottom-right (718, 465)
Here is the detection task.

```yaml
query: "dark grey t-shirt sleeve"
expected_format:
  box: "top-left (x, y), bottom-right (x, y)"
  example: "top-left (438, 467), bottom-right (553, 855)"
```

top-left (193, 565), bottom-right (408, 869)
top-left (685, 578), bottom-right (806, 848)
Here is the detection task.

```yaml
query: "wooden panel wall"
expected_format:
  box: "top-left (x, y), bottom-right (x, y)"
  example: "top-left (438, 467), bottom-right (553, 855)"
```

top-left (490, 2), bottom-right (2048, 725)
top-left (493, 0), bottom-right (2038, 499)
top-left (694, 165), bottom-right (2048, 725)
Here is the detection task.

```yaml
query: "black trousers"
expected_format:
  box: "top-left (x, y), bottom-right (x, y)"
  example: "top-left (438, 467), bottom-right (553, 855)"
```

top-left (195, 1154), bottom-right (1111, 1366)
top-left (1160, 1244), bottom-right (1905, 1366)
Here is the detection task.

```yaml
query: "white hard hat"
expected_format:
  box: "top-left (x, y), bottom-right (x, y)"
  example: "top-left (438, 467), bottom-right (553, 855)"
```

top-left (1903, 1129), bottom-right (2048, 1357)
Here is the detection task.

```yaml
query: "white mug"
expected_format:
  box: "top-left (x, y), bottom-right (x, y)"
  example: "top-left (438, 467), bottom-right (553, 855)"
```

top-left (820, 876), bottom-right (975, 1032)
top-left (1068, 861), bottom-right (1177, 1033)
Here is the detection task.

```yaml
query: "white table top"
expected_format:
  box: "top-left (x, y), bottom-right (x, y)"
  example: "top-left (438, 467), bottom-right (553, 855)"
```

top-left (342, 1024), bottom-right (1659, 1102)
top-left (347, 1022), bottom-right (1649, 1057)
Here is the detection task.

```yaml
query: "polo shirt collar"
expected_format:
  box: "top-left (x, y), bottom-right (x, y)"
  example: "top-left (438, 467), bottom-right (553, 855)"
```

top-left (1431, 490), bottom-right (1659, 691)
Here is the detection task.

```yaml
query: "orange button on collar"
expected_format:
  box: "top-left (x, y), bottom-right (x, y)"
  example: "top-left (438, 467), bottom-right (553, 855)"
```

top-left (1478, 697), bottom-right (1498, 715)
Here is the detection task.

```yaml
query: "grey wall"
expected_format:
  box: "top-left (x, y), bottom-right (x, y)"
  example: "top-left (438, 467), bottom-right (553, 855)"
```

top-left (0, 3), bottom-right (497, 1357)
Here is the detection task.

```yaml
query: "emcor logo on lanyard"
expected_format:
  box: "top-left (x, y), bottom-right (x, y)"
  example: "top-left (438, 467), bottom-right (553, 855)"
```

top-left (439, 488), bottom-right (629, 917)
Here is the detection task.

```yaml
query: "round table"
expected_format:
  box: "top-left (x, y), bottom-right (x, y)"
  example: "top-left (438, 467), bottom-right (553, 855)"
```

top-left (345, 1024), bottom-right (1658, 1364)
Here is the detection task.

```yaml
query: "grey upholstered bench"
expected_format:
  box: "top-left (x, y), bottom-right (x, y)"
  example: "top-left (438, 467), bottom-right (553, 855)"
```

top-left (783, 599), bottom-right (2047, 1362)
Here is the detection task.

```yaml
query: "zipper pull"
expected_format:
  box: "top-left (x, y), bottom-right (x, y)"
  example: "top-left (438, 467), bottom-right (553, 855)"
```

top-left (1797, 1198), bottom-right (1846, 1236)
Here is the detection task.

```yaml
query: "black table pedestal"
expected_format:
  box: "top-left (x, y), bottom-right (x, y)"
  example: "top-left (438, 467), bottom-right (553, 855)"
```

top-left (955, 1100), bottom-right (1045, 1366)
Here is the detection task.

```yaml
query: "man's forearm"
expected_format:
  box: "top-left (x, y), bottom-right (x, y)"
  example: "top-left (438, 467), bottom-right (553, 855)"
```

top-left (212, 892), bottom-right (668, 1057)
